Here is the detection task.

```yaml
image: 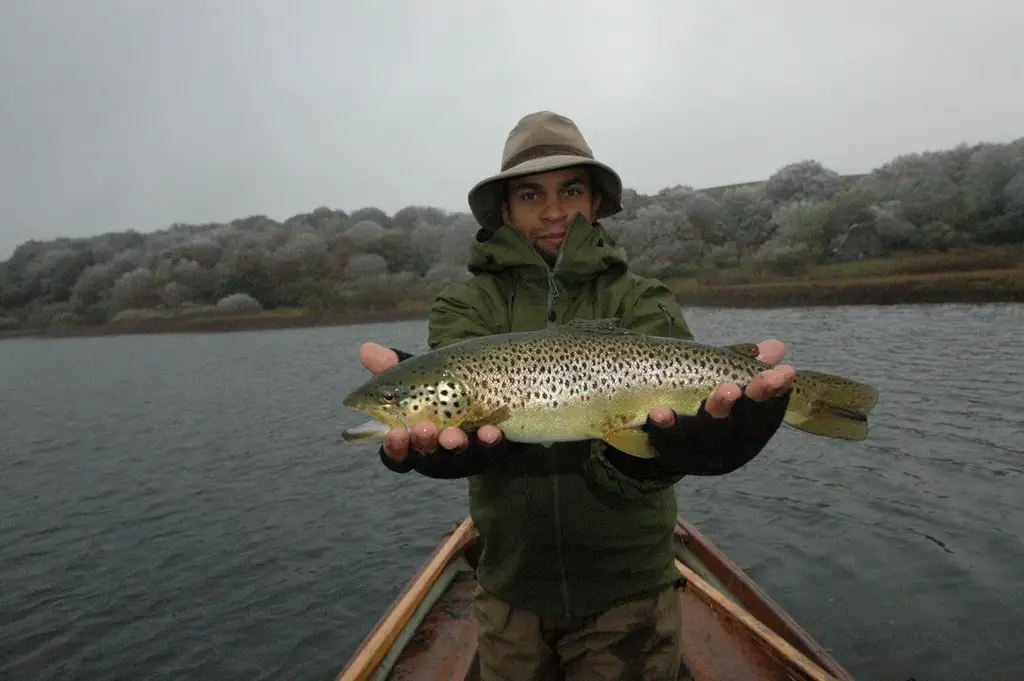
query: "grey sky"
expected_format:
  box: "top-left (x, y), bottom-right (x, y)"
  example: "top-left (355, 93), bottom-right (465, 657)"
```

top-left (1, 1), bottom-right (1022, 259)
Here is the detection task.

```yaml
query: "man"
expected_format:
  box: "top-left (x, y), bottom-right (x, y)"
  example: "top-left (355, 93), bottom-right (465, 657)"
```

top-left (358, 111), bottom-right (795, 680)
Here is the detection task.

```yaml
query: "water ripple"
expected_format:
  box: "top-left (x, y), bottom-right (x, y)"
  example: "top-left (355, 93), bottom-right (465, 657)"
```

top-left (1, 306), bottom-right (1022, 681)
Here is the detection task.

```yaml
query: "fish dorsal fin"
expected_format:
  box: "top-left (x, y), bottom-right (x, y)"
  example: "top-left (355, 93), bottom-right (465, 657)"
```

top-left (556, 318), bottom-right (633, 335)
top-left (722, 343), bottom-right (761, 358)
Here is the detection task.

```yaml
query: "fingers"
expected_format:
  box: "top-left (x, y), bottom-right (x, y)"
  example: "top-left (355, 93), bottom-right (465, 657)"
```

top-left (410, 421), bottom-right (442, 453)
top-left (477, 425), bottom-right (504, 446)
top-left (704, 365), bottom-right (796, 420)
top-left (706, 383), bottom-right (743, 419)
top-left (755, 339), bottom-right (786, 366)
top-left (383, 427), bottom-right (411, 461)
top-left (438, 426), bottom-right (469, 450)
top-left (647, 405), bottom-right (676, 428)
top-left (438, 424), bottom-right (504, 449)
top-left (385, 420), bottom-right (504, 459)
top-left (359, 342), bottom-right (399, 374)
top-left (745, 364), bottom-right (796, 402)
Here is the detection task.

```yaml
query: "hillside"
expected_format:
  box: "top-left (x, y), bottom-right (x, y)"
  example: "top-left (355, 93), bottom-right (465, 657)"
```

top-left (2, 140), bottom-right (1022, 337)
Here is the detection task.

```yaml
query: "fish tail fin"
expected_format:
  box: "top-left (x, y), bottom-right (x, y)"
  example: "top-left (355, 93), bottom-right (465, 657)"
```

top-left (784, 370), bottom-right (879, 441)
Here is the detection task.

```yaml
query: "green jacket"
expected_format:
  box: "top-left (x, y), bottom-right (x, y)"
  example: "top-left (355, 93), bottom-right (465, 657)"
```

top-left (426, 212), bottom-right (695, 621)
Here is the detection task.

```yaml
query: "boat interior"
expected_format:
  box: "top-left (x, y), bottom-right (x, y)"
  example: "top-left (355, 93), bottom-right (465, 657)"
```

top-left (337, 518), bottom-right (854, 681)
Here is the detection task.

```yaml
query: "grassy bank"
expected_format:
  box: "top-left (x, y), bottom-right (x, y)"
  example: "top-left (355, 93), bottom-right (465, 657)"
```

top-left (667, 246), bottom-right (1024, 308)
top-left (0, 307), bottom-right (430, 340)
top-left (670, 267), bottom-right (1024, 308)
top-left (4, 247), bottom-right (1022, 340)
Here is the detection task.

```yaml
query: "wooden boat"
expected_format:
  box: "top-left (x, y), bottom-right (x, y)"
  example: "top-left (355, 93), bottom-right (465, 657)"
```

top-left (336, 515), bottom-right (856, 681)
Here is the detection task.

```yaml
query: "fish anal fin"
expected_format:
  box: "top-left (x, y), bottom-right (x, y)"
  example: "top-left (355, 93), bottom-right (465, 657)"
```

top-left (594, 389), bottom-right (708, 458)
top-left (602, 426), bottom-right (658, 459)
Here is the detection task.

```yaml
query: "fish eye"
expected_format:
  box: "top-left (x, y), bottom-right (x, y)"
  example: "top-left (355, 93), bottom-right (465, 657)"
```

top-left (382, 391), bottom-right (396, 402)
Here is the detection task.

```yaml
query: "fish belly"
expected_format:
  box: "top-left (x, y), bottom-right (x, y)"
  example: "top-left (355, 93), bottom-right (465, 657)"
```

top-left (491, 387), bottom-right (710, 445)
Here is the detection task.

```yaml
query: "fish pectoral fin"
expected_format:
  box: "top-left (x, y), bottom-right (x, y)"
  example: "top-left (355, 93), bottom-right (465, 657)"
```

top-left (722, 343), bottom-right (761, 358)
top-left (461, 405), bottom-right (512, 431)
top-left (602, 426), bottom-right (658, 459)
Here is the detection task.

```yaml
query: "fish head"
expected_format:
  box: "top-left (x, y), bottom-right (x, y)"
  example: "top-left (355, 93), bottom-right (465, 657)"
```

top-left (343, 364), bottom-right (471, 433)
top-left (342, 373), bottom-right (417, 428)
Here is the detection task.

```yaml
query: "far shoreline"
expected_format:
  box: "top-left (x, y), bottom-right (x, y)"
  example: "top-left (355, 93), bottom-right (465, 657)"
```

top-left (4, 266), bottom-right (1021, 341)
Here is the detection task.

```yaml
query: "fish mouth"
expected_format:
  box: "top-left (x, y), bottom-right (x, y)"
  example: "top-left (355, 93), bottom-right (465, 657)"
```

top-left (354, 406), bottom-right (409, 431)
top-left (342, 419), bottom-right (391, 442)
top-left (378, 407), bottom-right (410, 430)
top-left (340, 388), bottom-right (398, 424)
top-left (340, 407), bottom-right (411, 444)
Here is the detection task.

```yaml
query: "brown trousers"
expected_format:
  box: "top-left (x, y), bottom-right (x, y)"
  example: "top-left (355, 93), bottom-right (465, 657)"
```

top-left (472, 582), bottom-right (685, 681)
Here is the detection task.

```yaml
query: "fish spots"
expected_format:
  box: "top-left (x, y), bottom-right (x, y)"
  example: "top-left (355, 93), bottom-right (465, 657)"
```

top-left (407, 327), bottom-right (766, 421)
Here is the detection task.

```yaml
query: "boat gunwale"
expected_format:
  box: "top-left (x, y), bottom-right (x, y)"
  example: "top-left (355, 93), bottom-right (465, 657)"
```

top-left (673, 517), bottom-right (856, 681)
top-left (335, 518), bottom-right (476, 681)
top-left (336, 516), bottom-right (855, 681)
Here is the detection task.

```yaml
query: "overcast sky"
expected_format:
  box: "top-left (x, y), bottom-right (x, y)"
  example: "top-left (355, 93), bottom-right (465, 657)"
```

top-left (1, 1), bottom-right (1022, 258)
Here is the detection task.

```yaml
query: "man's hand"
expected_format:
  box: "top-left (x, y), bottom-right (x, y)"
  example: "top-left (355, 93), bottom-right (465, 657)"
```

top-left (358, 342), bottom-right (504, 462)
top-left (358, 342), bottom-right (399, 374)
top-left (647, 339), bottom-right (795, 428)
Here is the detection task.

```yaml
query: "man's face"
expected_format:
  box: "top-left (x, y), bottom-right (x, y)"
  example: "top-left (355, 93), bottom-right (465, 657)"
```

top-left (500, 167), bottom-right (601, 259)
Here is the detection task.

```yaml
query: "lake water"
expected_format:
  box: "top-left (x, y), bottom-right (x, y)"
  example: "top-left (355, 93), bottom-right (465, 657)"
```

top-left (1, 303), bottom-right (1022, 681)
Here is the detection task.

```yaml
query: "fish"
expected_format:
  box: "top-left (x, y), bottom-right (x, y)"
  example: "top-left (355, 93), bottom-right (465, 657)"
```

top-left (340, 418), bottom-right (392, 442)
top-left (341, 319), bottom-right (879, 459)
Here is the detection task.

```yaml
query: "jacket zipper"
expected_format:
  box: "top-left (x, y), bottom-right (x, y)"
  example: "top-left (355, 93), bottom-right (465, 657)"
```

top-left (546, 246), bottom-right (571, 618)
top-left (545, 247), bottom-right (564, 328)
top-left (551, 450), bottom-right (571, 619)
top-left (507, 275), bottom-right (518, 334)
top-left (507, 275), bottom-right (532, 505)
top-left (508, 227), bottom-right (573, 618)
top-left (657, 301), bottom-right (674, 335)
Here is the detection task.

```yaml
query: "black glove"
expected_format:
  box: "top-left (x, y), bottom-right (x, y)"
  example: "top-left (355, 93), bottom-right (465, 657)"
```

top-left (604, 390), bottom-right (792, 480)
top-left (378, 428), bottom-right (507, 479)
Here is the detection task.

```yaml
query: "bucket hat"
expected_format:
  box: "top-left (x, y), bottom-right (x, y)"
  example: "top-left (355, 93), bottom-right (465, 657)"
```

top-left (467, 111), bottom-right (623, 232)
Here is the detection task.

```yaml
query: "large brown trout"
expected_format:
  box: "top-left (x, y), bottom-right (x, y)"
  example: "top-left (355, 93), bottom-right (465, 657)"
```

top-left (342, 319), bottom-right (879, 458)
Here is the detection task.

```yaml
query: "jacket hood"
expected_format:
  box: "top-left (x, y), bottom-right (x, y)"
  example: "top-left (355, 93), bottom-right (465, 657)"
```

top-left (467, 212), bottom-right (629, 280)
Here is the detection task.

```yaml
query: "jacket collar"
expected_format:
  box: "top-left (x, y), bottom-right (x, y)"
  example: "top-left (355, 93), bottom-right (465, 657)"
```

top-left (467, 212), bottom-right (629, 281)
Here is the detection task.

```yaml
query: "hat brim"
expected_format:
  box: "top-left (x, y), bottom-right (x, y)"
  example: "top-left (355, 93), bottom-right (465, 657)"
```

top-left (468, 155), bottom-right (623, 232)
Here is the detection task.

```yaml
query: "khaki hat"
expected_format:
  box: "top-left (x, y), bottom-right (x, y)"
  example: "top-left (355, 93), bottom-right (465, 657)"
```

top-left (468, 111), bottom-right (624, 232)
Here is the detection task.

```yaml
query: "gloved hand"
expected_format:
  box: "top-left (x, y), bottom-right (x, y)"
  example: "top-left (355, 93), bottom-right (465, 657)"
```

top-left (379, 428), bottom-right (508, 479)
top-left (603, 390), bottom-right (792, 479)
